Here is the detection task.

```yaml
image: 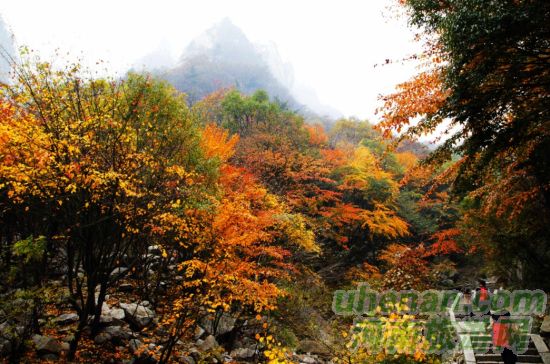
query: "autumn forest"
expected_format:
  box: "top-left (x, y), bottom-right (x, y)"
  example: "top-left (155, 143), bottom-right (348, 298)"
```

top-left (0, 0), bottom-right (549, 363)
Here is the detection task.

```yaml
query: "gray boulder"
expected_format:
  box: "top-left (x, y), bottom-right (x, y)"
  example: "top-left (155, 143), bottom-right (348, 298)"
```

top-left (148, 245), bottom-right (161, 255)
top-left (105, 325), bottom-right (132, 340)
top-left (230, 347), bottom-right (255, 359)
top-left (32, 335), bottom-right (62, 355)
top-left (101, 302), bottom-right (125, 324)
top-left (120, 302), bottom-right (155, 329)
top-left (197, 335), bottom-right (218, 351)
top-left (94, 332), bottom-right (112, 345)
top-left (200, 313), bottom-right (236, 336)
top-left (110, 267), bottom-right (128, 277)
top-left (54, 313), bottom-right (79, 325)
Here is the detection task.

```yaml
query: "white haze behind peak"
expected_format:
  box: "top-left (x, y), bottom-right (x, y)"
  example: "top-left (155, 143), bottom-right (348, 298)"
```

top-left (256, 39), bottom-right (343, 119)
top-left (0, 0), bottom-right (422, 121)
top-left (132, 38), bottom-right (177, 72)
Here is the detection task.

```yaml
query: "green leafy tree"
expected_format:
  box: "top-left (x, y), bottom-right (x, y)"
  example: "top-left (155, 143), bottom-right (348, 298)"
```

top-left (380, 0), bottom-right (550, 288)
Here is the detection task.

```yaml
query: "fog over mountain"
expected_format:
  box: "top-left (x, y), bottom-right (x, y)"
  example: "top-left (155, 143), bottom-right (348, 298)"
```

top-left (133, 39), bottom-right (176, 72)
top-left (2, 14), bottom-right (340, 118)
top-left (0, 15), bottom-right (15, 83)
top-left (134, 18), bottom-right (341, 118)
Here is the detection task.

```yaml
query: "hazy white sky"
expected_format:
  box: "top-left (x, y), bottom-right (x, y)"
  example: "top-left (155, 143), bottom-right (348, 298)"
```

top-left (0, 0), bottom-right (422, 120)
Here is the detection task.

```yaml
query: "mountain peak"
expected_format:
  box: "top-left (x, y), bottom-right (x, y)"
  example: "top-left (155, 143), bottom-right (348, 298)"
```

top-left (180, 18), bottom-right (256, 65)
top-left (165, 19), bottom-right (340, 118)
top-left (205, 17), bottom-right (247, 43)
top-left (215, 17), bottom-right (238, 32)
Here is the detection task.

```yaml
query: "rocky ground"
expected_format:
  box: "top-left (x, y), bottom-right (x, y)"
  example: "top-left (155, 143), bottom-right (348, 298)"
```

top-left (0, 245), bottom-right (338, 363)
top-left (1, 295), bottom-right (335, 363)
top-left (1, 244), bottom-right (548, 363)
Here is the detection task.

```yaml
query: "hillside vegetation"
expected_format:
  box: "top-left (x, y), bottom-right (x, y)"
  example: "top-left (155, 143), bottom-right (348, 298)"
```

top-left (1, 0), bottom-right (549, 363)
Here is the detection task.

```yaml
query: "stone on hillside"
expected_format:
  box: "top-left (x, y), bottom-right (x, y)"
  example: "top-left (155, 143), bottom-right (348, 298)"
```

top-left (105, 325), bottom-right (132, 340)
top-left (540, 315), bottom-right (550, 336)
top-left (230, 347), bottom-right (255, 359)
top-left (200, 313), bottom-right (236, 336)
top-left (148, 245), bottom-right (161, 254)
top-left (54, 313), bottom-right (79, 325)
top-left (93, 291), bottom-right (109, 304)
top-left (32, 335), bottom-right (62, 355)
top-left (94, 332), bottom-right (112, 345)
top-left (197, 335), bottom-right (218, 351)
top-left (101, 303), bottom-right (125, 324)
top-left (120, 302), bottom-right (155, 329)
top-left (146, 253), bottom-right (160, 262)
top-left (110, 267), bottom-right (128, 277)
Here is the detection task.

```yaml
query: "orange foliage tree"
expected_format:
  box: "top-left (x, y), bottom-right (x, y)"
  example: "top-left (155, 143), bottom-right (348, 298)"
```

top-left (379, 0), bottom-right (550, 288)
top-left (158, 125), bottom-right (317, 362)
top-left (0, 58), bottom-right (221, 358)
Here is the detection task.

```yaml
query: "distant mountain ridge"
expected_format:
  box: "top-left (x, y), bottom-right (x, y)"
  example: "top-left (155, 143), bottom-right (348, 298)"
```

top-left (136, 18), bottom-right (340, 119)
